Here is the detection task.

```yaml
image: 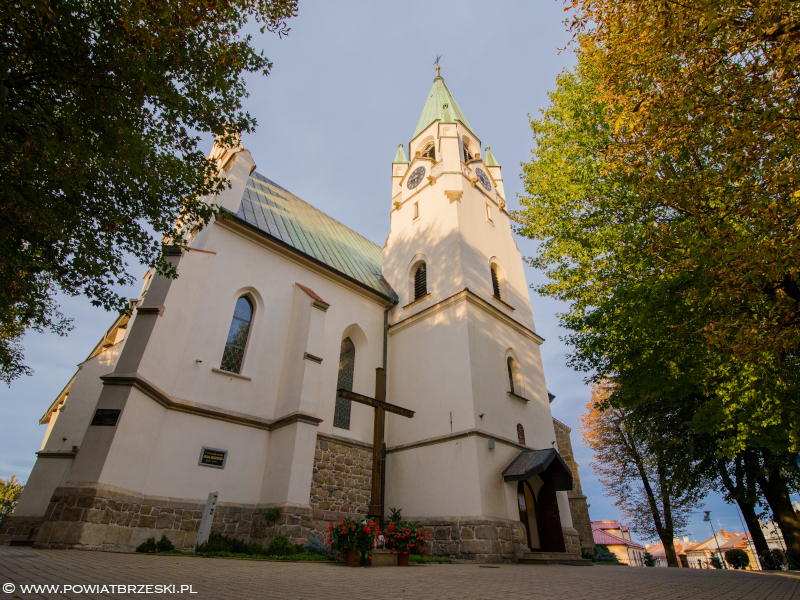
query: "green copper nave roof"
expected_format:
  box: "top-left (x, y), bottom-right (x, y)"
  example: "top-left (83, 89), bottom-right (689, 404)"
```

top-left (412, 76), bottom-right (477, 141)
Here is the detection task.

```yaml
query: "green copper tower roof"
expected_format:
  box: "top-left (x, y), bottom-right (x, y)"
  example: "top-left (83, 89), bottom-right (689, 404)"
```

top-left (485, 146), bottom-right (501, 167)
top-left (393, 143), bottom-right (408, 164)
top-left (412, 76), bottom-right (476, 141)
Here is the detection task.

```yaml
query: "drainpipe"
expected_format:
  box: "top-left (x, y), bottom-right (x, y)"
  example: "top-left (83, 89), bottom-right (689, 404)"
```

top-left (380, 298), bottom-right (398, 525)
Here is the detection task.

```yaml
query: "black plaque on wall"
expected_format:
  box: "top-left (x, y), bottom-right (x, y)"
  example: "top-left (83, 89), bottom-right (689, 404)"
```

top-left (198, 447), bottom-right (227, 469)
top-left (91, 409), bottom-right (121, 426)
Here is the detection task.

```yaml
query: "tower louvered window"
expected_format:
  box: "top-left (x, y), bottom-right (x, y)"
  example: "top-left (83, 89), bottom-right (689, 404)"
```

top-left (414, 263), bottom-right (427, 300)
top-left (491, 265), bottom-right (501, 298)
top-left (421, 143), bottom-right (435, 160)
top-left (333, 337), bottom-right (356, 429)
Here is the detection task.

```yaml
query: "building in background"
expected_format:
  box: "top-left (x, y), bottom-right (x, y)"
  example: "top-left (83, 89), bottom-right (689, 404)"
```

top-left (591, 520), bottom-right (645, 566)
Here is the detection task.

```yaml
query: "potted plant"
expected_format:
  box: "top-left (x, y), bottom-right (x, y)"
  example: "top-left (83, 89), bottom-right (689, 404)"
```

top-left (383, 513), bottom-right (431, 566)
top-left (327, 517), bottom-right (379, 566)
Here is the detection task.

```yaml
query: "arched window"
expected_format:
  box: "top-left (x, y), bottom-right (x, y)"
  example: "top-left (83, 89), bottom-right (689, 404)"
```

top-left (492, 265), bottom-right (501, 299)
top-left (463, 140), bottom-right (474, 163)
top-left (414, 262), bottom-right (427, 300)
top-left (220, 296), bottom-right (253, 374)
top-left (507, 357), bottom-right (516, 394)
top-left (420, 142), bottom-right (435, 160)
top-left (333, 337), bottom-right (356, 429)
top-left (517, 424), bottom-right (526, 445)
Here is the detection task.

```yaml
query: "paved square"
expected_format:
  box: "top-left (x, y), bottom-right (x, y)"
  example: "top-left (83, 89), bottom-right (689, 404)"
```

top-left (1, 547), bottom-right (799, 599)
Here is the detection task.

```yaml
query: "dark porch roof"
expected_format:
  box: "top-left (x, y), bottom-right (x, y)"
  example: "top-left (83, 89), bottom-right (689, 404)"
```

top-left (501, 448), bottom-right (573, 491)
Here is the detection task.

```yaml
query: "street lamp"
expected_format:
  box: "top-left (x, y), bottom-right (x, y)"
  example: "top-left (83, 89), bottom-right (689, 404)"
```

top-left (705, 511), bottom-right (727, 569)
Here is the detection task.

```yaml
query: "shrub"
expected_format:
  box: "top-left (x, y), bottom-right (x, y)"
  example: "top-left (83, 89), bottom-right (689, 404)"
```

top-left (136, 537), bottom-right (157, 553)
top-left (725, 548), bottom-right (750, 569)
top-left (303, 537), bottom-right (330, 556)
top-left (593, 544), bottom-right (620, 563)
top-left (263, 507), bottom-right (283, 526)
top-left (643, 551), bottom-right (655, 567)
top-left (195, 532), bottom-right (267, 556)
top-left (266, 534), bottom-right (297, 557)
top-left (760, 548), bottom-right (787, 570)
top-left (136, 535), bottom-right (175, 553)
top-left (710, 556), bottom-right (723, 569)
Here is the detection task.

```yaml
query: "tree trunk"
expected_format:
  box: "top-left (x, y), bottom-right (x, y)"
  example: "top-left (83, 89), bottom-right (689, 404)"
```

top-left (657, 457), bottom-right (680, 568)
top-left (757, 471), bottom-right (800, 568)
top-left (737, 499), bottom-right (770, 564)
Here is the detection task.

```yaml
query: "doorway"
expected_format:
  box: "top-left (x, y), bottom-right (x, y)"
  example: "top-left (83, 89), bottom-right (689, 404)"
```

top-left (517, 481), bottom-right (540, 550)
top-left (536, 480), bottom-right (566, 552)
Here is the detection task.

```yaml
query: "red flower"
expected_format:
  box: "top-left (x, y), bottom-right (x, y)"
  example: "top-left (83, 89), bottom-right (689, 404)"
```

top-left (329, 524), bottom-right (333, 530)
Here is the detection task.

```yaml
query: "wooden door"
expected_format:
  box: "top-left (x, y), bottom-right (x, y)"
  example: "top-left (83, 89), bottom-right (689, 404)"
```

top-left (536, 481), bottom-right (565, 552)
top-left (517, 482), bottom-right (540, 550)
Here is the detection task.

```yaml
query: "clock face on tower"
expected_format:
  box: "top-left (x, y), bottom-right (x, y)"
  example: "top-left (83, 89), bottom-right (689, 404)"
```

top-left (476, 168), bottom-right (491, 192)
top-left (407, 166), bottom-right (425, 190)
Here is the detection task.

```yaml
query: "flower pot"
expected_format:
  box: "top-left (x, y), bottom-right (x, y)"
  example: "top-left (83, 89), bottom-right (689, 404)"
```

top-left (346, 549), bottom-right (358, 567)
top-left (398, 553), bottom-right (410, 566)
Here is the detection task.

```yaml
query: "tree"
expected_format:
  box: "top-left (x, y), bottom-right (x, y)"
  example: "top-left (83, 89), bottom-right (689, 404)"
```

top-left (0, 475), bottom-right (23, 527)
top-left (580, 383), bottom-right (712, 567)
top-left (563, 0), bottom-right (800, 361)
top-left (0, 0), bottom-right (298, 385)
top-left (725, 548), bottom-right (750, 570)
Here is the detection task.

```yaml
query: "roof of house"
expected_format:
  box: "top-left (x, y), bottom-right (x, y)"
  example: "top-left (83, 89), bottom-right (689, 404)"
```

top-left (235, 171), bottom-right (397, 301)
top-left (593, 528), bottom-right (645, 550)
top-left (646, 539), bottom-right (693, 557)
top-left (412, 75), bottom-right (476, 141)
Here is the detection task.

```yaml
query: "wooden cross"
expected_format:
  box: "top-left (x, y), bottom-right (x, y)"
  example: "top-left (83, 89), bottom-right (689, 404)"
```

top-left (337, 367), bottom-right (414, 526)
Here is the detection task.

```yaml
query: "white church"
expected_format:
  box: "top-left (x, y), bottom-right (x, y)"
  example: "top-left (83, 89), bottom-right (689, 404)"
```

top-left (2, 72), bottom-right (592, 563)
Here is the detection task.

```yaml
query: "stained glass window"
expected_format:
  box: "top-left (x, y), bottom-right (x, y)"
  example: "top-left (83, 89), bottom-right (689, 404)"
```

top-left (220, 296), bottom-right (253, 374)
top-left (333, 337), bottom-right (355, 429)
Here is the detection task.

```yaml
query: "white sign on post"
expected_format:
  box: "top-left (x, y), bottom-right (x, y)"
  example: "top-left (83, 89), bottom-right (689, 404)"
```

top-left (194, 491), bottom-right (219, 551)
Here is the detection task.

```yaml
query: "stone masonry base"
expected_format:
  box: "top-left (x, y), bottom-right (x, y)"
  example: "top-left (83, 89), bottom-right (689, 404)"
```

top-left (416, 516), bottom-right (528, 563)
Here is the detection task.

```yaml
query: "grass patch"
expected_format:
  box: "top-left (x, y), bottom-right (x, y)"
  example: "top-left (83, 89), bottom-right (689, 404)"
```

top-left (409, 554), bottom-right (454, 564)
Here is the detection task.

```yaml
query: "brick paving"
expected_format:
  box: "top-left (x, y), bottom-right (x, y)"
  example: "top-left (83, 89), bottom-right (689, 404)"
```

top-left (1, 546), bottom-right (799, 600)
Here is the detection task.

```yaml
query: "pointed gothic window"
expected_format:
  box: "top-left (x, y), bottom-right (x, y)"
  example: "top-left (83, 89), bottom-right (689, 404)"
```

top-left (507, 357), bottom-right (516, 395)
top-left (491, 265), bottom-right (501, 299)
top-left (421, 142), bottom-right (435, 160)
top-left (414, 263), bottom-right (427, 300)
top-left (333, 338), bottom-right (356, 429)
top-left (220, 296), bottom-right (253, 374)
top-left (517, 424), bottom-right (526, 445)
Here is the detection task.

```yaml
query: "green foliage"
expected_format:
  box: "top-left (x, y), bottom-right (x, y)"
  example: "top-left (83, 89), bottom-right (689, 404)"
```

top-left (409, 554), bottom-right (453, 564)
top-left (263, 507), bottom-right (284, 526)
top-left (711, 556), bottom-right (723, 569)
top-left (136, 534), bottom-right (176, 553)
top-left (302, 537), bottom-right (330, 556)
top-left (0, 475), bottom-right (23, 527)
top-left (725, 548), bottom-right (750, 569)
top-left (643, 551), bottom-right (655, 567)
top-left (593, 544), bottom-right (619, 564)
top-left (265, 534), bottom-right (297, 557)
top-left (388, 507), bottom-right (403, 524)
top-left (0, 0), bottom-right (298, 385)
top-left (760, 548), bottom-right (787, 570)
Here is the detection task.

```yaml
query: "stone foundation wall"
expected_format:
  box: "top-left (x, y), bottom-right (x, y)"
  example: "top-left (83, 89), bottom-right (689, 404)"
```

top-left (309, 435), bottom-right (372, 516)
top-left (0, 514), bottom-right (44, 546)
top-left (416, 516), bottom-right (528, 563)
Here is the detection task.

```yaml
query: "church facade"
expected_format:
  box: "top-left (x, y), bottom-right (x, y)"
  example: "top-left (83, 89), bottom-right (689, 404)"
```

top-left (2, 74), bottom-right (593, 562)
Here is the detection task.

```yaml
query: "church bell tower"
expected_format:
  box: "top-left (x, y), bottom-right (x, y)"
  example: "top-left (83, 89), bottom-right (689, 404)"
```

top-left (382, 69), bottom-right (578, 560)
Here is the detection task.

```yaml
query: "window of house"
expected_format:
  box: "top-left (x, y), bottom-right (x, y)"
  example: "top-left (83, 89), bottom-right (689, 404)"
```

top-left (414, 202), bottom-right (419, 220)
top-left (486, 204), bottom-right (492, 222)
top-left (333, 337), bottom-right (356, 429)
top-left (220, 296), bottom-right (253, 374)
top-left (492, 265), bottom-right (501, 299)
top-left (421, 142), bottom-right (435, 160)
top-left (517, 424), bottom-right (526, 445)
top-left (414, 262), bottom-right (427, 300)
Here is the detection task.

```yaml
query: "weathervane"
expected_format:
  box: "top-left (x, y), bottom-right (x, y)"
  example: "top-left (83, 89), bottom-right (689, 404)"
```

top-left (434, 55), bottom-right (442, 75)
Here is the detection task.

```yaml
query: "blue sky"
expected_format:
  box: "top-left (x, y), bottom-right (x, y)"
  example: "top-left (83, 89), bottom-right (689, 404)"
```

top-left (0, 0), bottom-right (765, 545)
